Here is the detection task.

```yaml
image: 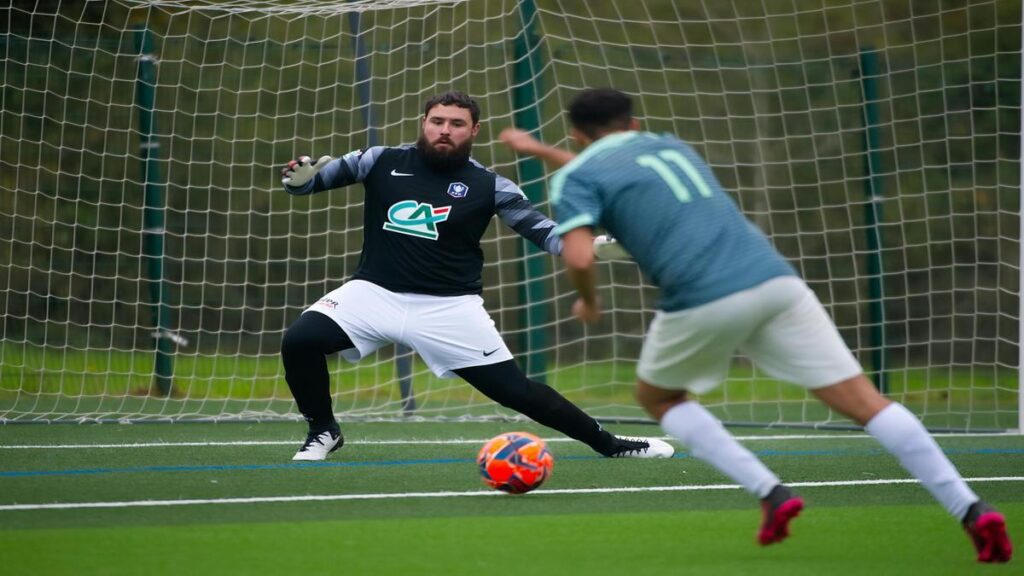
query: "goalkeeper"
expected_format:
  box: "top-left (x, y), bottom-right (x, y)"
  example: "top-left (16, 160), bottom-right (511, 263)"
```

top-left (500, 88), bottom-right (1011, 562)
top-left (279, 91), bottom-right (673, 462)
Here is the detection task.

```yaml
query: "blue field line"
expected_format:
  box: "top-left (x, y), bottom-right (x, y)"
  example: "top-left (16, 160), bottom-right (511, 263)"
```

top-left (0, 458), bottom-right (471, 477)
top-left (3, 447), bottom-right (1023, 478)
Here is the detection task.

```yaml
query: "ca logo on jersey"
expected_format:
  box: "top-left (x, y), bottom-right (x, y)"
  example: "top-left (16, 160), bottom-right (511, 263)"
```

top-left (383, 200), bottom-right (451, 240)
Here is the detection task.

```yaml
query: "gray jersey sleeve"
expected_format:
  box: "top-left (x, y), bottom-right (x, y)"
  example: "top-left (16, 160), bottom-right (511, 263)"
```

top-left (283, 146), bottom-right (386, 195)
top-left (494, 174), bottom-right (563, 256)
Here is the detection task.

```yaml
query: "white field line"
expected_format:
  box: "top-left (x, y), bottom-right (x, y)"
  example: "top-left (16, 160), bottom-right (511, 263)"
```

top-left (0, 432), bottom-right (1019, 450)
top-left (2, 476), bottom-right (1021, 512)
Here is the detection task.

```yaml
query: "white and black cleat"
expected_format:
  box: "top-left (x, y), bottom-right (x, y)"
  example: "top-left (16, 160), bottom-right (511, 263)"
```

top-left (608, 437), bottom-right (675, 458)
top-left (292, 428), bottom-right (344, 461)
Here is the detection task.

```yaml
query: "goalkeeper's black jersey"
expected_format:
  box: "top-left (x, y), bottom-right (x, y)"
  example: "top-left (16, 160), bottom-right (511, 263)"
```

top-left (284, 145), bottom-right (562, 296)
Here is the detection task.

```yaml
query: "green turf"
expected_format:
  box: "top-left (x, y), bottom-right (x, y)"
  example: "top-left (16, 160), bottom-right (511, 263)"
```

top-left (0, 421), bottom-right (1021, 574)
top-left (4, 504), bottom-right (1022, 576)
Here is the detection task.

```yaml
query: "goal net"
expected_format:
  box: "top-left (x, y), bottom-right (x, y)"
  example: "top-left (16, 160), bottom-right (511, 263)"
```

top-left (1, 0), bottom-right (1020, 430)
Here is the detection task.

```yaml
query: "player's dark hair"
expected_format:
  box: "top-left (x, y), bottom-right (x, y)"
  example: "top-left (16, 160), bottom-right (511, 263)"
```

top-left (567, 88), bottom-right (633, 139)
top-left (423, 91), bottom-right (480, 125)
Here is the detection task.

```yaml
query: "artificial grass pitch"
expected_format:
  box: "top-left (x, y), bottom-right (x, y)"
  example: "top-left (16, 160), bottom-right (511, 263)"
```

top-left (0, 421), bottom-right (1020, 574)
top-left (3, 504), bottom-right (1021, 576)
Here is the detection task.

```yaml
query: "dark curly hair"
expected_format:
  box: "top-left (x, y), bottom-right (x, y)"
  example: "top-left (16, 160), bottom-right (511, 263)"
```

top-left (423, 91), bottom-right (480, 124)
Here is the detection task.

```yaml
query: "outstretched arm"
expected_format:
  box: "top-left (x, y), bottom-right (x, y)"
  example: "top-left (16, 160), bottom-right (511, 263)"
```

top-left (495, 175), bottom-right (562, 256)
top-left (498, 137), bottom-right (632, 261)
top-left (280, 147), bottom-right (386, 196)
top-left (499, 128), bottom-right (576, 170)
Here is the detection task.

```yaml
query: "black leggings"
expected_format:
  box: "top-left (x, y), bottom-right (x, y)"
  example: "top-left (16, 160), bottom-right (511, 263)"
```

top-left (280, 311), bottom-right (354, 429)
top-left (281, 311), bottom-right (617, 454)
top-left (454, 361), bottom-right (616, 455)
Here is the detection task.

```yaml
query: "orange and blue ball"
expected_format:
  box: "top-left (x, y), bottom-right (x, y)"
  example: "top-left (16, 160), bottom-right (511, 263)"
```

top-left (477, 432), bottom-right (554, 494)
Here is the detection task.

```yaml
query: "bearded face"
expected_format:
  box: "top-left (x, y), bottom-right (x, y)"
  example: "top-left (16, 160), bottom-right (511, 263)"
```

top-left (417, 132), bottom-right (473, 172)
top-left (418, 104), bottom-right (479, 172)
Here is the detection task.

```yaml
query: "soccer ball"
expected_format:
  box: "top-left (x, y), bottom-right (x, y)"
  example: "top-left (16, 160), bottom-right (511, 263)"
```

top-left (477, 432), bottom-right (554, 494)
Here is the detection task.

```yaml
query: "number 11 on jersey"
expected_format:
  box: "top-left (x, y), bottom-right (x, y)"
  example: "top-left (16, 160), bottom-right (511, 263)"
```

top-left (636, 149), bottom-right (714, 203)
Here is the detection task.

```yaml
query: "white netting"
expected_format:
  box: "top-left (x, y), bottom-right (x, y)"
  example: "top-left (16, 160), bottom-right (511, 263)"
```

top-left (0, 0), bottom-right (1019, 429)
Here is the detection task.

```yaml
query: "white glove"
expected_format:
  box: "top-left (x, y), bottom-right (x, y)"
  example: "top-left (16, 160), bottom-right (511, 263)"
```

top-left (593, 234), bottom-right (633, 261)
top-left (281, 155), bottom-right (332, 187)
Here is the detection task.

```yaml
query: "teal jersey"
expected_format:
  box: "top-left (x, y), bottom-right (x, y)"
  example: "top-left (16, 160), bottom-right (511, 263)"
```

top-left (551, 131), bottom-right (796, 312)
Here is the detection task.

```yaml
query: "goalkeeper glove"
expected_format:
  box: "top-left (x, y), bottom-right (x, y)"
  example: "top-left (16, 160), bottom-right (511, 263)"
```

top-left (281, 155), bottom-right (332, 187)
top-left (593, 234), bottom-right (633, 262)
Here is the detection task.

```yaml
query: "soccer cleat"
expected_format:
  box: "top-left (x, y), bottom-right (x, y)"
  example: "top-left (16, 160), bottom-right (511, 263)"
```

top-left (758, 484), bottom-right (804, 546)
top-left (607, 437), bottom-right (675, 458)
top-left (963, 501), bottom-right (1013, 563)
top-left (292, 427), bottom-right (344, 461)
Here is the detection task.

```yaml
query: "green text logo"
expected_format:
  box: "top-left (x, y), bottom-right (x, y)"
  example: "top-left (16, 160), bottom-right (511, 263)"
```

top-left (383, 200), bottom-right (452, 240)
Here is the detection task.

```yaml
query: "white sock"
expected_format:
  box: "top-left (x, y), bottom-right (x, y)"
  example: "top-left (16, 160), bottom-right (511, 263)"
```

top-left (660, 401), bottom-right (779, 498)
top-left (865, 403), bottom-right (978, 519)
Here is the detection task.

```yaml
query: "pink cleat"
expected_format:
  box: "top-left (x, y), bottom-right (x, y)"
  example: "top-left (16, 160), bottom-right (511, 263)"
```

top-left (758, 485), bottom-right (804, 546)
top-left (963, 502), bottom-right (1013, 563)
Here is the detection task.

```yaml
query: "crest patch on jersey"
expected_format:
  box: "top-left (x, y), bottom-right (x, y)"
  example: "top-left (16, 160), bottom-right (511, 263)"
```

top-left (446, 182), bottom-right (469, 198)
top-left (383, 200), bottom-right (451, 240)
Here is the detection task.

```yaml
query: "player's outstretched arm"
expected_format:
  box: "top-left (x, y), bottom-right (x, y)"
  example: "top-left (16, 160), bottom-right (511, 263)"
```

top-left (280, 154), bottom-right (333, 194)
top-left (499, 128), bottom-right (576, 170)
top-left (495, 175), bottom-right (563, 256)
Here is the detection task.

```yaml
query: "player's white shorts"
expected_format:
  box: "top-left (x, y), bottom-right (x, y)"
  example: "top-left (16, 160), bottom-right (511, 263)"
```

top-left (304, 279), bottom-right (514, 378)
top-left (637, 276), bottom-right (863, 394)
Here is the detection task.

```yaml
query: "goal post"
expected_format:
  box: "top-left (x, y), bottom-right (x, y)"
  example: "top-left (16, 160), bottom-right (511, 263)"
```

top-left (134, 23), bottom-right (177, 397)
top-left (0, 0), bottom-right (1020, 431)
top-left (1020, 0), bottom-right (1024, 435)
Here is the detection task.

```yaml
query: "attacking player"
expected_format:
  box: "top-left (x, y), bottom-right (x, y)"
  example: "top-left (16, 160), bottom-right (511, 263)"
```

top-left (500, 88), bottom-right (1012, 562)
top-left (278, 91), bottom-right (673, 463)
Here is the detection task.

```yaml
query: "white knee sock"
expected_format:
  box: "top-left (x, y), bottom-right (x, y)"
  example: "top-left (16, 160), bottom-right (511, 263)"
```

top-left (865, 403), bottom-right (978, 519)
top-left (660, 401), bottom-right (779, 498)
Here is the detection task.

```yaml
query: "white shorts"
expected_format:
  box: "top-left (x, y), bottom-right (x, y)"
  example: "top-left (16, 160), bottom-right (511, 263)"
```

top-left (637, 276), bottom-right (863, 394)
top-left (305, 280), bottom-right (514, 378)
